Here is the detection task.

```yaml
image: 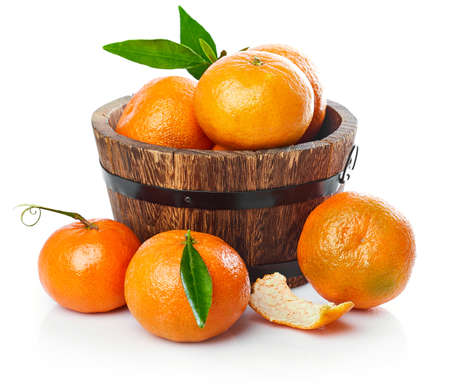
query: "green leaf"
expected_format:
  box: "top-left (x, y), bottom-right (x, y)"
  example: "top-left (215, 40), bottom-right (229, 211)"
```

top-left (199, 38), bottom-right (217, 63)
top-left (179, 6), bottom-right (217, 78)
top-left (180, 230), bottom-right (213, 328)
top-left (185, 63), bottom-right (210, 79)
top-left (103, 39), bottom-right (207, 69)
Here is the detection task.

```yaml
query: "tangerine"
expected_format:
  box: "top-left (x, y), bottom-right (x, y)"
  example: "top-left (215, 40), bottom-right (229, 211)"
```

top-left (31, 206), bottom-right (141, 313)
top-left (297, 192), bottom-right (416, 309)
top-left (125, 230), bottom-right (250, 342)
top-left (252, 44), bottom-right (326, 142)
top-left (194, 51), bottom-right (314, 150)
top-left (116, 76), bottom-right (212, 149)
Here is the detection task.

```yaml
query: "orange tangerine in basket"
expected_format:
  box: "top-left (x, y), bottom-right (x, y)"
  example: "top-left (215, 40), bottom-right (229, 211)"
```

top-left (116, 76), bottom-right (213, 149)
top-left (194, 51), bottom-right (314, 150)
top-left (252, 44), bottom-right (326, 142)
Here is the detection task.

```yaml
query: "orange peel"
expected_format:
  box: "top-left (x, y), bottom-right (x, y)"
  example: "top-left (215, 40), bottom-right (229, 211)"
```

top-left (249, 273), bottom-right (354, 329)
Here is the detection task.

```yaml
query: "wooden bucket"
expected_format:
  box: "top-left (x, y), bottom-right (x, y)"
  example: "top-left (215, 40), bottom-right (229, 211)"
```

top-left (92, 97), bottom-right (357, 287)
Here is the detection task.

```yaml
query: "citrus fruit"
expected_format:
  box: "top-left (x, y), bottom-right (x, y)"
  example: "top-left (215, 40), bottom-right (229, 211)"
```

top-left (297, 192), bottom-right (416, 309)
top-left (250, 273), bottom-right (353, 329)
top-left (212, 144), bottom-right (232, 151)
top-left (116, 76), bottom-right (212, 149)
top-left (124, 230), bottom-right (250, 342)
top-left (194, 51), bottom-right (314, 150)
top-left (252, 44), bottom-right (326, 142)
top-left (38, 215), bottom-right (140, 313)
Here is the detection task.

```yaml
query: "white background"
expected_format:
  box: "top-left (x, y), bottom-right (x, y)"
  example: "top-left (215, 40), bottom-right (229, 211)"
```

top-left (2, 0), bottom-right (449, 385)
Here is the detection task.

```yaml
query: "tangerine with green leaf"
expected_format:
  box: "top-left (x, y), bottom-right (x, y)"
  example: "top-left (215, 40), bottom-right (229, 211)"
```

top-left (19, 205), bottom-right (141, 313)
top-left (104, 7), bottom-right (323, 150)
top-left (124, 230), bottom-right (250, 342)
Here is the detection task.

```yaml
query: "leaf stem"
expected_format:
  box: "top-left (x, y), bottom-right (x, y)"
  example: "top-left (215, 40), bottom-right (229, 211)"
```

top-left (16, 204), bottom-right (98, 230)
top-left (251, 56), bottom-right (264, 66)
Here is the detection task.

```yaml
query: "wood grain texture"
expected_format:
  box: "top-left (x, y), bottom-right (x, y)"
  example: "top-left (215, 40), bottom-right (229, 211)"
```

top-left (92, 97), bottom-right (357, 287)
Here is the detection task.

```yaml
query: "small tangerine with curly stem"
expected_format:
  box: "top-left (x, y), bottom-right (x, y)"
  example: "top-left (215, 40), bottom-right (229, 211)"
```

top-left (19, 205), bottom-right (141, 313)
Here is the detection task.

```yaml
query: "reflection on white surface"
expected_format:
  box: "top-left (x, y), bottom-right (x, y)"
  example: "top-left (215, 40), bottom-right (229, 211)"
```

top-left (35, 284), bottom-right (407, 385)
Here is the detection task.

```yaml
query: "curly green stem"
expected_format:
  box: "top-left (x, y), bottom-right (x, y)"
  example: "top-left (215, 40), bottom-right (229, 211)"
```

top-left (16, 204), bottom-right (98, 230)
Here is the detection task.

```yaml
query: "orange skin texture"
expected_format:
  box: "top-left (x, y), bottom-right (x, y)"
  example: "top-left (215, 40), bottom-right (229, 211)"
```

top-left (125, 230), bottom-right (250, 342)
top-left (252, 44), bottom-right (326, 143)
top-left (39, 219), bottom-right (141, 313)
top-left (194, 51), bottom-right (314, 150)
top-left (212, 144), bottom-right (232, 151)
top-left (297, 192), bottom-right (416, 309)
top-left (116, 76), bottom-right (213, 149)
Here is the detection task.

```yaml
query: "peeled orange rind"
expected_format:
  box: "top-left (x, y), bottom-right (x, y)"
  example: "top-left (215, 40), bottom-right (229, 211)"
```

top-left (249, 273), bottom-right (354, 330)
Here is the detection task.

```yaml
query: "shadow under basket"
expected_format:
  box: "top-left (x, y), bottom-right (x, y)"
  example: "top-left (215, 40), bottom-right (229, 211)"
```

top-left (92, 97), bottom-right (357, 287)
